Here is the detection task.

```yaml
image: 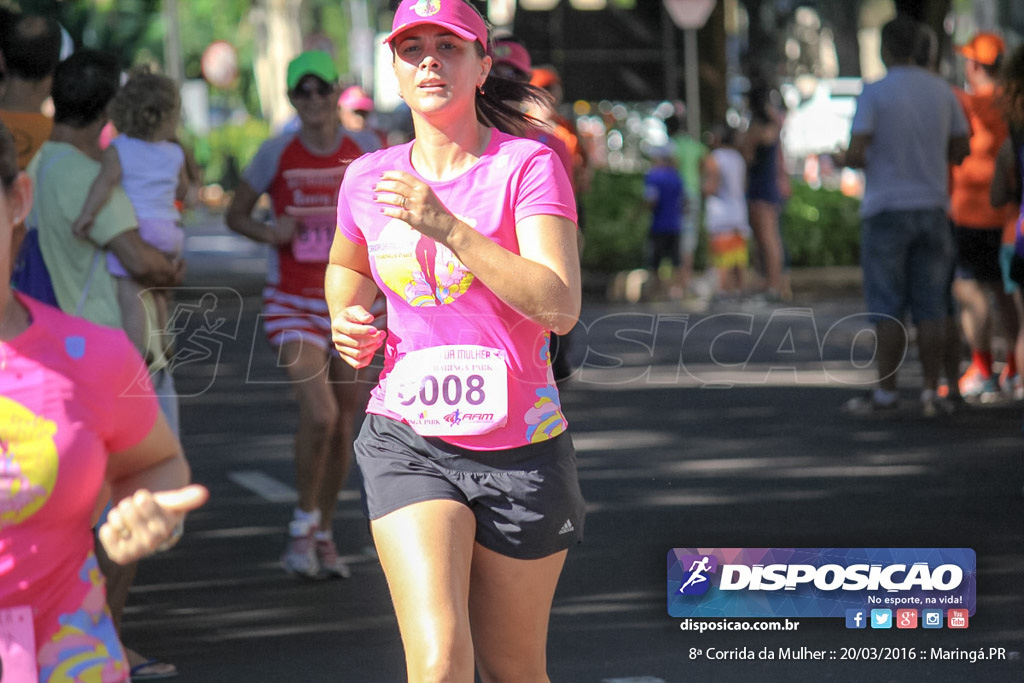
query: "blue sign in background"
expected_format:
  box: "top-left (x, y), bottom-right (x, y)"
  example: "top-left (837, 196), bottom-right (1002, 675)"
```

top-left (667, 548), bottom-right (976, 618)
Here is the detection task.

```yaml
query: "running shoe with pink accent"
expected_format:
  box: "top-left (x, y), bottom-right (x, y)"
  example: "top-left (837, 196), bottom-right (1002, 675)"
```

top-left (316, 538), bottom-right (352, 579)
top-left (281, 531), bottom-right (319, 579)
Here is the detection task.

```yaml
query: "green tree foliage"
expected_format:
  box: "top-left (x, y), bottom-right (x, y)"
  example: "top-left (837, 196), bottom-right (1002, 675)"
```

top-left (14, 0), bottom-right (161, 67)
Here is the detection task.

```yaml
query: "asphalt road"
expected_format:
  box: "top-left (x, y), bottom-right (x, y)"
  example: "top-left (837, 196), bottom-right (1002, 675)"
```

top-left (118, 219), bottom-right (1024, 682)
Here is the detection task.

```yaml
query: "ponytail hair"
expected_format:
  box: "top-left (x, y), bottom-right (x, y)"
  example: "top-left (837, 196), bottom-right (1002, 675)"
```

top-left (475, 66), bottom-right (554, 136)
top-left (460, 0), bottom-right (549, 134)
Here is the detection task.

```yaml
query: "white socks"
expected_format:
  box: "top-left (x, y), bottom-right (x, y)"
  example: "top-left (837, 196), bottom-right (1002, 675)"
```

top-left (288, 508), bottom-right (321, 537)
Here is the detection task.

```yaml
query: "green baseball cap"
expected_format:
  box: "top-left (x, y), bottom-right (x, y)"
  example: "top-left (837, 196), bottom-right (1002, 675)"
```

top-left (286, 51), bottom-right (338, 90)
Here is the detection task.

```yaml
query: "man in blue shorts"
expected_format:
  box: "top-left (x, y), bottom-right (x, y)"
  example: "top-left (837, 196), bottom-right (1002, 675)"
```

top-left (843, 15), bottom-right (970, 417)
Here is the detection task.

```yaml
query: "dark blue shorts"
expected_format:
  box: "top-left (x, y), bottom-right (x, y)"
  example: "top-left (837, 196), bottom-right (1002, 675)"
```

top-left (355, 414), bottom-right (586, 560)
top-left (648, 232), bottom-right (681, 269)
top-left (861, 208), bottom-right (953, 324)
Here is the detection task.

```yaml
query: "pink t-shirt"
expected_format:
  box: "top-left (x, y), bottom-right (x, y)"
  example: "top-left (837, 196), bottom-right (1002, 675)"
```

top-left (338, 129), bottom-right (577, 450)
top-left (0, 294), bottom-right (158, 682)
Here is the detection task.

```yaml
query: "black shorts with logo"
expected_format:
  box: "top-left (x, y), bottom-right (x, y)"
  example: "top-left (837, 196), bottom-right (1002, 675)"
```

top-left (355, 413), bottom-right (586, 560)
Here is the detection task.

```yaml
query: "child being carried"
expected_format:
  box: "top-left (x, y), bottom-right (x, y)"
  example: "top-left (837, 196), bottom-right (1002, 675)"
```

top-left (72, 67), bottom-right (188, 361)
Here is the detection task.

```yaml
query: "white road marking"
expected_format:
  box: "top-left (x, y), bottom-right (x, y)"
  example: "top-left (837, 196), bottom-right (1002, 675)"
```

top-left (227, 470), bottom-right (297, 502)
top-left (227, 470), bottom-right (360, 503)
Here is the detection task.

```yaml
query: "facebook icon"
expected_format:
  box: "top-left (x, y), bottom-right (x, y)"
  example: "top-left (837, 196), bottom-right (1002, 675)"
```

top-left (846, 609), bottom-right (867, 629)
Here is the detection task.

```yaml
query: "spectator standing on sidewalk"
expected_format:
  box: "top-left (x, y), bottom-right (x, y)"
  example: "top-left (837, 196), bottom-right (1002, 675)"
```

top-left (642, 144), bottom-right (686, 299)
top-left (740, 78), bottom-right (790, 301)
top-left (842, 15), bottom-right (970, 417)
top-left (665, 111), bottom-right (707, 298)
top-left (701, 124), bottom-right (751, 297)
top-left (947, 32), bottom-right (1020, 401)
top-left (327, 0), bottom-right (585, 679)
top-left (226, 51), bottom-right (381, 580)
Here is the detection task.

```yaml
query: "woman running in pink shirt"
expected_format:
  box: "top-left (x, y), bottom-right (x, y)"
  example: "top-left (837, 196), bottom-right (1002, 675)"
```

top-left (327, 1), bottom-right (584, 680)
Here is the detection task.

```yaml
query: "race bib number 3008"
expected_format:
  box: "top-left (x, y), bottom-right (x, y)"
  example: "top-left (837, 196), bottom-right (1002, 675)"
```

top-left (384, 345), bottom-right (508, 436)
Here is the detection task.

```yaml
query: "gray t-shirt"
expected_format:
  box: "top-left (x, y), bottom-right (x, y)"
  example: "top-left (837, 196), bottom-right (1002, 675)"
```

top-left (850, 65), bottom-right (969, 218)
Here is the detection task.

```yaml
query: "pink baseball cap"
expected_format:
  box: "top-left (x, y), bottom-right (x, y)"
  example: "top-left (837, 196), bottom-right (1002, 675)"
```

top-left (384, 0), bottom-right (488, 52)
top-left (339, 85), bottom-right (374, 112)
top-left (491, 39), bottom-right (532, 77)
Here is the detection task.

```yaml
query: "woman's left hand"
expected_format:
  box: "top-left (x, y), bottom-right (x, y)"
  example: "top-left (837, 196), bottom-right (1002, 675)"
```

top-left (98, 484), bottom-right (209, 564)
top-left (374, 170), bottom-right (459, 244)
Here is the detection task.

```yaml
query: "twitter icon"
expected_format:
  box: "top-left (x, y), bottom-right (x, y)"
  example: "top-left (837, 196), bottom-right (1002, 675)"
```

top-left (870, 609), bottom-right (892, 629)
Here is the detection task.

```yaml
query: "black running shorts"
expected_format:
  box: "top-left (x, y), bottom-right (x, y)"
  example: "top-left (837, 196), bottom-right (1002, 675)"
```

top-left (355, 413), bottom-right (586, 560)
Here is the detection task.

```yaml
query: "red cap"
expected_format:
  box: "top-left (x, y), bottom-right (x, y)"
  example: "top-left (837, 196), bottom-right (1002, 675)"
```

top-left (491, 40), bottom-right (532, 77)
top-left (385, 0), bottom-right (488, 52)
top-left (957, 32), bottom-right (1005, 66)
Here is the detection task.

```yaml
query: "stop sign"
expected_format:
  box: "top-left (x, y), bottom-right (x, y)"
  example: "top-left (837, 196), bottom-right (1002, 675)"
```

top-left (663, 0), bottom-right (716, 29)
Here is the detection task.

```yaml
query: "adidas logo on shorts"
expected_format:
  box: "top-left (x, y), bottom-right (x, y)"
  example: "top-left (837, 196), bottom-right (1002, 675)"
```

top-left (558, 519), bottom-right (575, 535)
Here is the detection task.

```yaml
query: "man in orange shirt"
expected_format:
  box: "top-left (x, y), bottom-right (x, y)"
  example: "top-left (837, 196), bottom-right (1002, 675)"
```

top-left (949, 32), bottom-right (1020, 400)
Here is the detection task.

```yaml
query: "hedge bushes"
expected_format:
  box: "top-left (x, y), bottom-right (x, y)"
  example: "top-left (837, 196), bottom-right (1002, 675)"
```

top-left (780, 181), bottom-right (862, 267)
top-left (580, 170), bottom-right (862, 273)
top-left (579, 170), bottom-right (647, 272)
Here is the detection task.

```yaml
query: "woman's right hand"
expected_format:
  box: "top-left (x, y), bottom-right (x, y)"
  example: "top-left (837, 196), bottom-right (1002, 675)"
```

top-left (332, 305), bottom-right (386, 368)
top-left (98, 484), bottom-right (209, 565)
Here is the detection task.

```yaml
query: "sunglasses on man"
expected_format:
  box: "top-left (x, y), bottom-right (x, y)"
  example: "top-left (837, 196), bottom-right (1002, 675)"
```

top-left (291, 79), bottom-right (335, 99)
